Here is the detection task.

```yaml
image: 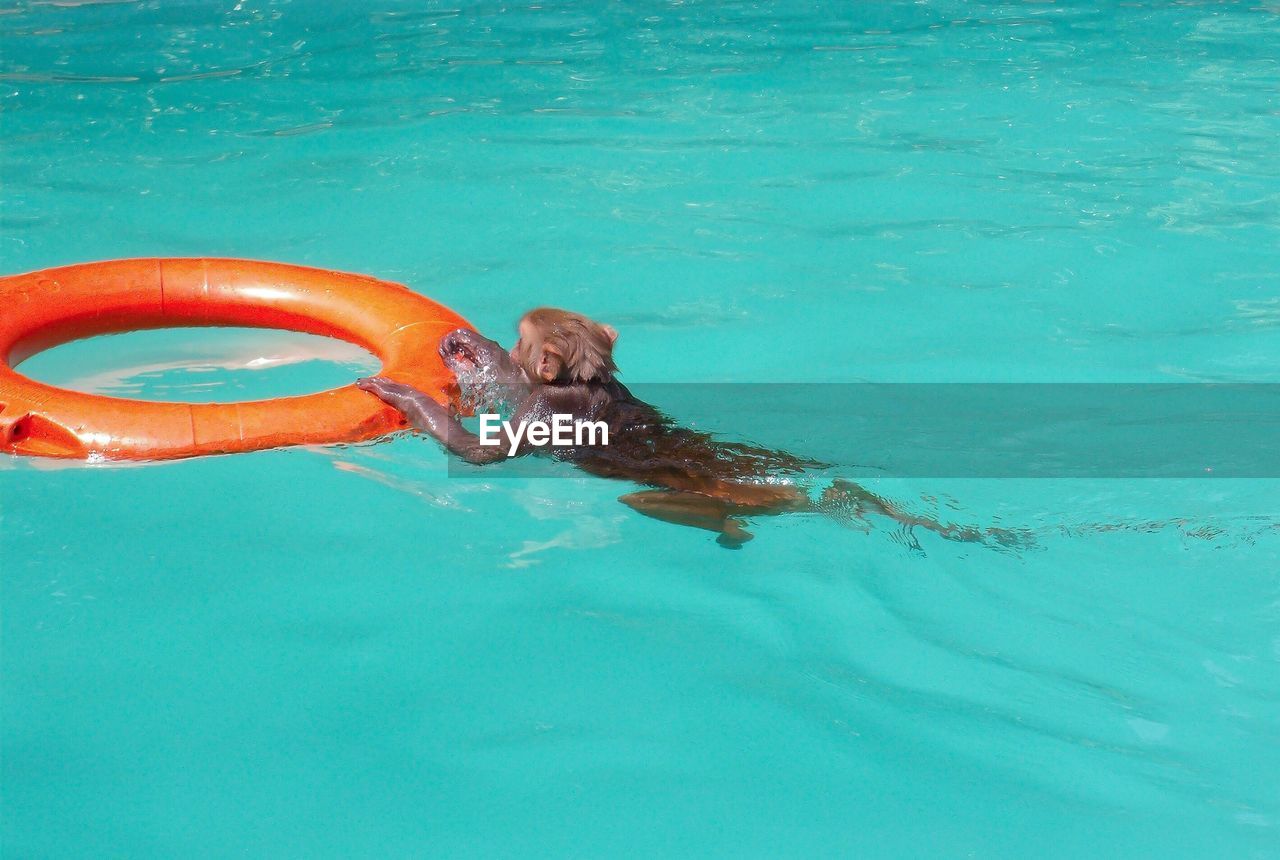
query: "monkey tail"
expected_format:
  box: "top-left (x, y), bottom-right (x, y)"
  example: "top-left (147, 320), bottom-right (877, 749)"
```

top-left (816, 479), bottom-right (1038, 553)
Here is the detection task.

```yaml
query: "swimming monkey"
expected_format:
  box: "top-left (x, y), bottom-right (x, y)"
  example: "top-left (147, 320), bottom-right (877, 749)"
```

top-left (357, 309), bottom-right (1021, 549)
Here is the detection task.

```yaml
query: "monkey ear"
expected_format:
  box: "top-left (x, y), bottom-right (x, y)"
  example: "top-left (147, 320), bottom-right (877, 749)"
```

top-left (600, 324), bottom-right (618, 346)
top-left (537, 344), bottom-right (564, 382)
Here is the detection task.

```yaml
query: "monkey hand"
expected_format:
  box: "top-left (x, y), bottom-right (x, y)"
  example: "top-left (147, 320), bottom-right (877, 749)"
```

top-left (356, 376), bottom-right (422, 407)
top-left (356, 376), bottom-right (455, 438)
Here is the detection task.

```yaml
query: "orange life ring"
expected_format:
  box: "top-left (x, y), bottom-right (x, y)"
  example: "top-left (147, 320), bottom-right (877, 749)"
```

top-left (0, 258), bottom-right (471, 460)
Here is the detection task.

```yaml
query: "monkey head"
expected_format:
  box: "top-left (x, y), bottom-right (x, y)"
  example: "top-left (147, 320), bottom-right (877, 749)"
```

top-left (510, 308), bottom-right (618, 384)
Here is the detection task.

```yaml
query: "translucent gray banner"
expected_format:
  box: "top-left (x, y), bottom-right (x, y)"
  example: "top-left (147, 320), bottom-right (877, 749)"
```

top-left (441, 383), bottom-right (1280, 478)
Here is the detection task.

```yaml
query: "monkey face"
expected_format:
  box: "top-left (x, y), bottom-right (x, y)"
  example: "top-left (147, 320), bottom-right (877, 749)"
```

top-left (440, 328), bottom-right (508, 372)
top-left (439, 328), bottom-right (528, 386)
top-left (437, 328), bottom-right (529, 414)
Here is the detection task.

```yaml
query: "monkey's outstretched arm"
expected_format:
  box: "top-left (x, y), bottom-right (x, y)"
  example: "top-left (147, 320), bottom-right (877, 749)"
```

top-left (356, 376), bottom-right (510, 465)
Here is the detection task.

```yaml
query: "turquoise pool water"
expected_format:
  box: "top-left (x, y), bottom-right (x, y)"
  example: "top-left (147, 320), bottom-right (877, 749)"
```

top-left (4, 1), bottom-right (1279, 856)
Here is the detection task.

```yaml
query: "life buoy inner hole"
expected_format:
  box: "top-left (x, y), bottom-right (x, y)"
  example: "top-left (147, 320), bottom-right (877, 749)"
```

top-left (16, 327), bottom-right (380, 404)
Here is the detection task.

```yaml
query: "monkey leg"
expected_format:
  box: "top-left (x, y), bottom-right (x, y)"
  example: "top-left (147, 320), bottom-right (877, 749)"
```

top-left (618, 490), bottom-right (754, 548)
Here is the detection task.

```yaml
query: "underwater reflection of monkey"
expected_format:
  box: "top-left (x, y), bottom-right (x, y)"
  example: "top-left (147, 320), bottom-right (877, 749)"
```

top-left (357, 308), bottom-right (1024, 549)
